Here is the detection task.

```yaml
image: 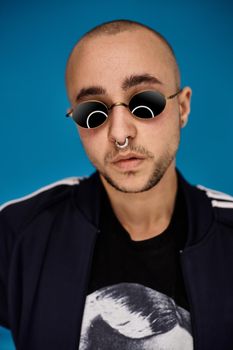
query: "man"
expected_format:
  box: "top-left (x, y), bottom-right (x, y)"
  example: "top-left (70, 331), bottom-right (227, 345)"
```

top-left (0, 19), bottom-right (233, 350)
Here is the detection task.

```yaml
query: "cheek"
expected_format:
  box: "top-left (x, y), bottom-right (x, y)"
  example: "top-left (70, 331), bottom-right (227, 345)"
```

top-left (139, 110), bottom-right (180, 149)
top-left (78, 127), bottom-right (94, 143)
top-left (138, 113), bottom-right (169, 137)
top-left (157, 105), bottom-right (180, 135)
top-left (78, 127), bottom-right (106, 158)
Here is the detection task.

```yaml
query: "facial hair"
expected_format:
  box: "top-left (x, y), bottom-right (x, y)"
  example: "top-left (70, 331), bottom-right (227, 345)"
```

top-left (100, 145), bottom-right (177, 194)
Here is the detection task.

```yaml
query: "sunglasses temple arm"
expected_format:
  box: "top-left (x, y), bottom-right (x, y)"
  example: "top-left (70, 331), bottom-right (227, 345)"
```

top-left (167, 89), bottom-right (183, 99)
top-left (65, 108), bottom-right (73, 118)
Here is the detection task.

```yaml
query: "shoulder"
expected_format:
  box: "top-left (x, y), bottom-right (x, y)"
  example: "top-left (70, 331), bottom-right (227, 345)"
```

top-left (0, 177), bottom-right (81, 211)
top-left (0, 177), bottom-right (83, 230)
top-left (196, 184), bottom-right (233, 225)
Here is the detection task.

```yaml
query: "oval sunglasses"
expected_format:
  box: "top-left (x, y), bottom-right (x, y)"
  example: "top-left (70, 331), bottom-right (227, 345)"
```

top-left (66, 89), bottom-right (182, 129)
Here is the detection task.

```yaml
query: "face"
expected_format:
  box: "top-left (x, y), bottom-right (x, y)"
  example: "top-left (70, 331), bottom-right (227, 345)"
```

top-left (66, 29), bottom-right (191, 193)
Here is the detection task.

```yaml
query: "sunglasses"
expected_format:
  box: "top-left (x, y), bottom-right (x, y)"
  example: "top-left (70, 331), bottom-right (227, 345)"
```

top-left (66, 89), bottom-right (182, 129)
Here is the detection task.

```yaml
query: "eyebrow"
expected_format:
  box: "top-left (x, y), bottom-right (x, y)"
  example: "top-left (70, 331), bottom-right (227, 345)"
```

top-left (76, 86), bottom-right (106, 101)
top-left (75, 73), bottom-right (162, 101)
top-left (122, 73), bottom-right (162, 90)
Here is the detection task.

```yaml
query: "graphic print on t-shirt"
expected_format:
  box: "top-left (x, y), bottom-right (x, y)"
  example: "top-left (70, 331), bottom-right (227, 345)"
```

top-left (79, 283), bottom-right (193, 350)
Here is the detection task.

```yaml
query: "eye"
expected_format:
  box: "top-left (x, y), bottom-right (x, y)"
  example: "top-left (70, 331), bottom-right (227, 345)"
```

top-left (129, 91), bottom-right (166, 119)
top-left (72, 101), bottom-right (108, 128)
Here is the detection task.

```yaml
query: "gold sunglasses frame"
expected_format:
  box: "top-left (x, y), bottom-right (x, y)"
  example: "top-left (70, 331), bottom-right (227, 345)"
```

top-left (66, 88), bottom-right (182, 129)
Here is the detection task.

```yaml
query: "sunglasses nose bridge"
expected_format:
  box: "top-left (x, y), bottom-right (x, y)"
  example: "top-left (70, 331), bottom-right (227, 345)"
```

top-left (109, 102), bottom-right (129, 111)
top-left (107, 101), bottom-right (138, 144)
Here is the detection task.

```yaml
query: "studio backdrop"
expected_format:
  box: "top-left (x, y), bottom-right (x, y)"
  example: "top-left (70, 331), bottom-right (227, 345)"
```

top-left (0, 0), bottom-right (233, 348)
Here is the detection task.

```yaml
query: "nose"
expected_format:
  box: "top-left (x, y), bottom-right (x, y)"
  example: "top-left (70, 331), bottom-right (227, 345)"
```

top-left (107, 104), bottom-right (137, 145)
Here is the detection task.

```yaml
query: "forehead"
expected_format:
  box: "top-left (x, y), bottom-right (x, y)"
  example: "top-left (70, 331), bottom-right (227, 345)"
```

top-left (66, 29), bottom-right (176, 100)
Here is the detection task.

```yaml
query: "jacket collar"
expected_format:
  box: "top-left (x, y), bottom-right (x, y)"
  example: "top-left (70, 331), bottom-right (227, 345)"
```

top-left (177, 170), bottom-right (214, 249)
top-left (73, 172), bottom-right (103, 229)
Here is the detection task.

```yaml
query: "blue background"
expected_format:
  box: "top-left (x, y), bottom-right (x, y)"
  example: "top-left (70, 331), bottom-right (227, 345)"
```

top-left (0, 0), bottom-right (233, 348)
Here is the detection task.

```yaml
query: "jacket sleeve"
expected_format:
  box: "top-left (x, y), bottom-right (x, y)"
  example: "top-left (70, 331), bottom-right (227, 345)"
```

top-left (0, 177), bottom-right (81, 330)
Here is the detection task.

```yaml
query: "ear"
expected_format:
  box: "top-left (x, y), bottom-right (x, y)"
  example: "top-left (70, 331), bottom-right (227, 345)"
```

top-left (178, 87), bottom-right (192, 128)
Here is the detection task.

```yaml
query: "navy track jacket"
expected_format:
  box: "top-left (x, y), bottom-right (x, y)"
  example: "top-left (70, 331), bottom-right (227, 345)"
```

top-left (0, 170), bottom-right (233, 350)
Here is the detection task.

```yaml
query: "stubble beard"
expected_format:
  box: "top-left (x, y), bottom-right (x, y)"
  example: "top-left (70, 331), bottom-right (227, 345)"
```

top-left (100, 147), bottom-right (177, 194)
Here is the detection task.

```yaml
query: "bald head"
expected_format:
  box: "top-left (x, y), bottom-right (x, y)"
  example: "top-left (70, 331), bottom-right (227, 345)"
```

top-left (65, 20), bottom-right (181, 99)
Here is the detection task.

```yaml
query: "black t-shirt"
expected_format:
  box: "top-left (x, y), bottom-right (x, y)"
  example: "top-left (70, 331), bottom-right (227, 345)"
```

top-left (78, 185), bottom-right (193, 349)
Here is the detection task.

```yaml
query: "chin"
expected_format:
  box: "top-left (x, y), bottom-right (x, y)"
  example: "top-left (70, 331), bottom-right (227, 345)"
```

top-left (101, 171), bottom-right (163, 194)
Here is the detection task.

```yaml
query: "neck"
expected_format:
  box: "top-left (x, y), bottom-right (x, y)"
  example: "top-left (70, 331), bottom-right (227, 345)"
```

top-left (100, 164), bottom-right (178, 241)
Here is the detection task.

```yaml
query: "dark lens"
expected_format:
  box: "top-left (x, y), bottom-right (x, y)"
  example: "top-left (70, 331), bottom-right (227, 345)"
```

top-left (129, 91), bottom-right (166, 119)
top-left (72, 101), bottom-right (108, 128)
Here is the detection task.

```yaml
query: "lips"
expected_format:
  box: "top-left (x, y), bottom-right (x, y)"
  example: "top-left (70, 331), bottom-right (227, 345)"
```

top-left (111, 153), bottom-right (145, 170)
top-left (112, 153), bottom-right (145, 162)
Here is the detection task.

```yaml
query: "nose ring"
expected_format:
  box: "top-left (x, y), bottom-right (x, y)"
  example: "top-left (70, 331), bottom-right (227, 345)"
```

top-left (115, 137), bottom-right (129, 149)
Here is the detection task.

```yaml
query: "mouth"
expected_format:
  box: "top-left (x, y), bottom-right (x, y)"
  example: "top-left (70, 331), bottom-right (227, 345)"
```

top-left (111, 153), bottom-right (146, 171)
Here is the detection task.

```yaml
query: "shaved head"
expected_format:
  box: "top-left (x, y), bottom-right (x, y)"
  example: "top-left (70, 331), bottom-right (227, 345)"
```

top-left (65, 19), bottom-right (181, 98)
top-left (80, 19), bottom-right (176, 55)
